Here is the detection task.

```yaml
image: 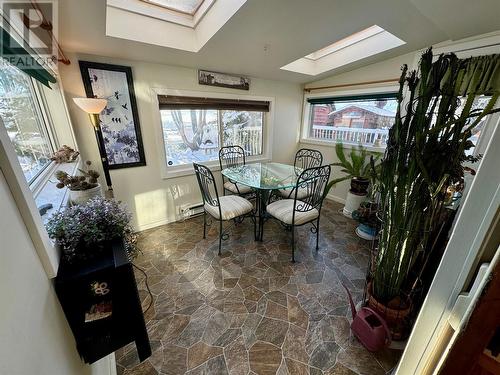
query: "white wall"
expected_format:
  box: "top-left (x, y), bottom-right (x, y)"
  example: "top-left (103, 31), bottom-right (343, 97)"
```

top-left (59, 53), bottom-right (303, 231)
top-left (300, 52), bottom-right (415, 202)
top-left (0, 170), bottom-right (112, 375)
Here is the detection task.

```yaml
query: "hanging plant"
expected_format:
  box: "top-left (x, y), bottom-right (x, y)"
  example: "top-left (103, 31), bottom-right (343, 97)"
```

top-left (371, 49), bottom-right (500, 310)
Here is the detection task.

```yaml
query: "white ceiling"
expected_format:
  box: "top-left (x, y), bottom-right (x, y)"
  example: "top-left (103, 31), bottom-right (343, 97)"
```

top-left (59, 0), bottom-right (500, 83)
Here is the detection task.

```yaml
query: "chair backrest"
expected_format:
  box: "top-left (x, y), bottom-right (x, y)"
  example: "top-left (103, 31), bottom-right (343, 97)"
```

top-left (293, 165), bottom-right (331, 212)
top-left (219, 145), bottom-right (246, 170)
top-left (294, 148), bottom-right (323, 171)
top-left (193, 163), bottom-right (220, 209)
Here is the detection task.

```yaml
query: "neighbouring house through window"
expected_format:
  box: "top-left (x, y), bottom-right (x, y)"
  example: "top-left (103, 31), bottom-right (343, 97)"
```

top-left (305, 93), bottom-right (398, 148)
top-left (0, 62), bottom-right (55, 184)
top-left (304, 92), bottom-right (491, 152)
top-left (158, 95), bottom-right (269, 168)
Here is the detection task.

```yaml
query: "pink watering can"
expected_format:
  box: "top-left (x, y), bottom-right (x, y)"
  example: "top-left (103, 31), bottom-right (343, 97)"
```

top-left (342, 283), bottom-right (391, 352)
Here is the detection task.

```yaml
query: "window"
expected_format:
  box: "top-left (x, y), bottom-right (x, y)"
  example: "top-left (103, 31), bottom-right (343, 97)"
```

top-left (305, 93), bottom-right (398, 147)
top-left (142, 0), bottom-right (205, 15)
top-left (158, 95), bottom-right (268, 168)
top-left (429, 95), bottom-right (490, 156)
top-left (0, 63), bottom-right (55, 184)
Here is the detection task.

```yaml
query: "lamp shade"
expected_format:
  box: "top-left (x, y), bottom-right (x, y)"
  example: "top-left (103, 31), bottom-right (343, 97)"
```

top-left (73, 97), bottom-right (108, 114)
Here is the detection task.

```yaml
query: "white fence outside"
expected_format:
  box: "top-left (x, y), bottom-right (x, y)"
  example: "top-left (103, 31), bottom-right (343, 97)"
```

top-left (225, 125), bottom-right (262, 155)
top-left (311, 125), bottom-right (389, 146)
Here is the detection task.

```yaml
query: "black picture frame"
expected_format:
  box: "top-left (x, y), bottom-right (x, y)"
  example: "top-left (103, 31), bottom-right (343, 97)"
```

top-left (79, 61), bottom-right (146, 169)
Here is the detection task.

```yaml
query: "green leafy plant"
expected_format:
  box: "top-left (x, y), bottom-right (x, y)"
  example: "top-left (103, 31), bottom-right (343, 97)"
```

top-left (372, 49), bottom-right (500, 304)
top-left (323, 142), bottom-right (381, 197)
top-left (46, 196), bottom-right (138, 262)
top-left (55, 160), bottom-right (100, 191)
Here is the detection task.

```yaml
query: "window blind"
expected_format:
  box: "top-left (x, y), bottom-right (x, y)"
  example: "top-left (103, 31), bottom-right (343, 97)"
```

top-left (158, 95), bottom-right (270, 112)
top-left (307, 92), bottom-right (397, 105)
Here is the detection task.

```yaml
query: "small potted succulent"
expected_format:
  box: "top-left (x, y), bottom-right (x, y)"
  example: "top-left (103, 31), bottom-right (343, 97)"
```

top-left (46, 196), bottom-right (138, 263)
top-left (55, 160), bottom-right (102, 205)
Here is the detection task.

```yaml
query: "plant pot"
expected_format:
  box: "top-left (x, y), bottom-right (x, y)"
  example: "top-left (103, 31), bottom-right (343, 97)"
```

top-left (69, 184), bottom-right (103, 205)
top-left (343, 190), bottom-right (367, 218)
top-left (356, 224), bottom-right (377, 240)
top-left (366, 283), bottom-right (411, 341)
top-left (350, 177), bottom-right (370, 195)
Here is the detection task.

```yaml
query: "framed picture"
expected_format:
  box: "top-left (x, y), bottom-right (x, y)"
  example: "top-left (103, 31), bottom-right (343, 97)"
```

top-left (79, 61), bottom-right (146, 169)
top-left (198, 69), bottom-right (250, 90)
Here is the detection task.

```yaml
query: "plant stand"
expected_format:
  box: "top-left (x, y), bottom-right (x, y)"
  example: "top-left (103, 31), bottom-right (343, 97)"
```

top-left (55, 240), bottom-right (151, 364)
top-left (343, 190), bottom-right (367, 218)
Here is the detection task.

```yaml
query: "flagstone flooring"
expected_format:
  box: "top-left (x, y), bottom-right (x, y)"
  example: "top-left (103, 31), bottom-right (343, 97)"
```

top-left (116, 201), bottom-right (401, 375)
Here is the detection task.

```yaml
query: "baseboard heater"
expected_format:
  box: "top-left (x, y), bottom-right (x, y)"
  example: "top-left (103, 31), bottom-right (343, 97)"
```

top-left (180, 202), bottom-right (204, 220)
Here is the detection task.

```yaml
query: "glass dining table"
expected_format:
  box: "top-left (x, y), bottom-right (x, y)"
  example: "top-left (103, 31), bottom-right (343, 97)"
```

top-left (221, 162), bottom-right (301, 241)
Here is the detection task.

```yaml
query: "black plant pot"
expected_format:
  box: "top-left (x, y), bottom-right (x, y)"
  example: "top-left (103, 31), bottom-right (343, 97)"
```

top-left (350, 177), bottom-right (370, 195)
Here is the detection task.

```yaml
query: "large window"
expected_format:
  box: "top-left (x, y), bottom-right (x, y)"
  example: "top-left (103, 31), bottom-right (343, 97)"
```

top-left (0, 63), bottom-right (54, 183)
top-left (158, 95), bottom-right (268, 168)
top-left (305, 93), bottom-right (398, 147)
top-left (304, 92), bottom-right (491, 153)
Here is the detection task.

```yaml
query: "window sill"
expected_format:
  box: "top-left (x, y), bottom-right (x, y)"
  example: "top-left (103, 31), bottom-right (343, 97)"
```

top-left (161, 155), bottom-right (271, 179)
top-left (299, 137), bottom-right (386, 153)
top-left (34, 158), bottom-right (81, 223)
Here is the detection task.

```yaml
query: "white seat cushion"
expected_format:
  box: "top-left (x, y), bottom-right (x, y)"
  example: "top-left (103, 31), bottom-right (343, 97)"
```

top-left (224, 181), bottom-right (252, 195)
top-left (278, 186), bottom-right (310, 199)
top-left (267, 199), bottom-right (319, 225)
top-left (205, 195), bottom-right (253, 221)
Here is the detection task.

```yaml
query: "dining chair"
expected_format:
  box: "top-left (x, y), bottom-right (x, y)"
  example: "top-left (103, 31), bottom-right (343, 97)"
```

top-left (219, 145), bottom-right (253, 197)
top-left (193, 162), bottom-right (256, 255)
top-left (278, 148), bottom-right (323, 199)
top-left (266, 164), bottom-right (331, 262)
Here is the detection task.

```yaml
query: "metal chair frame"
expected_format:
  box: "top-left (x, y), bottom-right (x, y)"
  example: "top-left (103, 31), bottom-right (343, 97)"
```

top-left (282, 148), bottom-right (323, 199)
top-left (194, 162), bottom-right (256, 255)
top-left (218, 145), bottom-right (250, 196)
top-left (265, 165), bottom-right (331, 262)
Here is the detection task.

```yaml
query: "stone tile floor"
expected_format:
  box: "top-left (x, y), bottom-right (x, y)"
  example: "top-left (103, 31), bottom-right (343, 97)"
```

top-left (116, 201), bottom-right (401, 375)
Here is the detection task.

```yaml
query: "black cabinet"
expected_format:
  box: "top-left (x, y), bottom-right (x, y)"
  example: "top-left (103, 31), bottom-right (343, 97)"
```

top-left (55, 240), bottom-right (151, 364)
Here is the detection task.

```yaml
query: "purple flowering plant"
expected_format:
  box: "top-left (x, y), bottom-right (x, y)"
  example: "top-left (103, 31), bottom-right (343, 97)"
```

top-left (46, 196), bottom-right (139, 261)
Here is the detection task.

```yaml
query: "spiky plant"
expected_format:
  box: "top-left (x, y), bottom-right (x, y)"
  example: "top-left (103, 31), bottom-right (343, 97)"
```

top-left (372, 49), bottom-right (500, 304)
top-left (323, 142), bottom-right (381, 196)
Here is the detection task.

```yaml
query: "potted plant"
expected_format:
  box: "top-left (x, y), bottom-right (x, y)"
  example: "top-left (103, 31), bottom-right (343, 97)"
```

top-left (324, 142), bottom-right (381, 217)
top-left (46, 196), bottom-right (138, 263)
top-left (55, 160), bottom-right (102, 205)
top-left (367, 49), bottom-right (500, 339)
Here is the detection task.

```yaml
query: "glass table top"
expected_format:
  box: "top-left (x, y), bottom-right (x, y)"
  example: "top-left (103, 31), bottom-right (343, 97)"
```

top-left (221, 162), bottom-right (301, 190)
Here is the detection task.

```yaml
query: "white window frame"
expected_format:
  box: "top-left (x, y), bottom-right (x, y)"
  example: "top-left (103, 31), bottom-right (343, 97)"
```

top-left (151, 88), bottom-right (274, 179)
top-left (300, 85), bottom-right (399, 152)
top-left (1, 72), bottom-right (58, 190)
top-left (0, 74), bottom-right (78, 278)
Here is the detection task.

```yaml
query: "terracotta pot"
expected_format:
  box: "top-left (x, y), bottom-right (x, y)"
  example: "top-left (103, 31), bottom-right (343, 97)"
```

top-left (350, 177), bottom-right (370, 195)
top-left (366, 282), bottom-right (412, 340)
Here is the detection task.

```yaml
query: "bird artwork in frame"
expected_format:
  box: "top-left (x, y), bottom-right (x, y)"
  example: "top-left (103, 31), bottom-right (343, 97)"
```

top-left (79, 61), bottom-right (146, 169)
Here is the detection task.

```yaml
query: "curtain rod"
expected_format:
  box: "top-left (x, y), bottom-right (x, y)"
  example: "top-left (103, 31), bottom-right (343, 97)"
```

top-left (304, 78), bottom-right (400, 93)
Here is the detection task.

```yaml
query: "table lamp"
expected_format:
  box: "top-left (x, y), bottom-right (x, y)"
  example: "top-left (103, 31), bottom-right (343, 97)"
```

top-left (73, 97), bottom-right (114, 198)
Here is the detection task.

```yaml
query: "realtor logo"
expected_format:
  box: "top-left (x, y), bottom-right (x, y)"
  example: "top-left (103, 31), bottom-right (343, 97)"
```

top-left (1, 0), bottom-right (58, 70)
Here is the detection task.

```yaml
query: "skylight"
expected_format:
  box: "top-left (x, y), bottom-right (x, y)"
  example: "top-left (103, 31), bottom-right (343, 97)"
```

top-left (142, 0), bottom-right (204, 15)
top-left (106, 0), bottom-right (247, 52)
top-left (281, 25), bottom-right (406, 76)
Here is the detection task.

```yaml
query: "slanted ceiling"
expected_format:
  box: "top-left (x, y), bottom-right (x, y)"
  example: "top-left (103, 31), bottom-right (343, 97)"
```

top-left (59, 0), bottom-right (500, 83)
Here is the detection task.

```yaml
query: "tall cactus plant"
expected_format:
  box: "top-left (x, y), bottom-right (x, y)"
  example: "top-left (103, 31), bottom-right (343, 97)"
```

top-left (372, 49), bottom-right (500, 303)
